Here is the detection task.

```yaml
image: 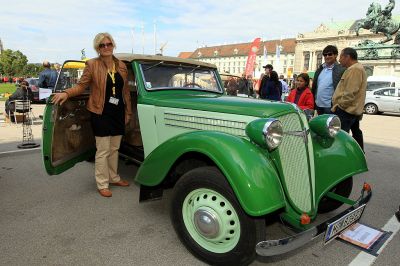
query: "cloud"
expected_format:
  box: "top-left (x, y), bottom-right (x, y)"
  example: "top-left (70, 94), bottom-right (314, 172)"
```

top-left (0, 0), bottom-right (396, 63)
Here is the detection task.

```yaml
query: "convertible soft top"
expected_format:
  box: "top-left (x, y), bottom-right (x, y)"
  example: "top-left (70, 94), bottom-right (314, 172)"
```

top-left (114, 53), bottom-right (217, 69)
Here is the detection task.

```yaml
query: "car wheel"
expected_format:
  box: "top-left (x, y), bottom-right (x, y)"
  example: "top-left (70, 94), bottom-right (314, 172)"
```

top-left (171, 166), bottom-right (265, 266)
top-left (318, 177), bottom-right (353, 213)
top-left (364, 103), bottom-right (378, 115)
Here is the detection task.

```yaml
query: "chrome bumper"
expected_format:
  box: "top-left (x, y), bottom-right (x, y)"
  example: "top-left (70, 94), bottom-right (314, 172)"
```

top-left (256, 187), bottom-right (372, 257)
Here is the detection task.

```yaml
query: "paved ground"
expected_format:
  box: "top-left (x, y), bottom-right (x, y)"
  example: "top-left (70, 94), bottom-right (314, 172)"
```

top-left (0, 103), bottom-right (399, 266)
top-left (0, 101), bottom-right (44, 151)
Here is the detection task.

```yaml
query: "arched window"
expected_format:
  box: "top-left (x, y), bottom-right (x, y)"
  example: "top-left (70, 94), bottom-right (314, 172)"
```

top-left (303, 52), bottom-right (310, 71)
top-left (316, 51), bottom-right (323, 68)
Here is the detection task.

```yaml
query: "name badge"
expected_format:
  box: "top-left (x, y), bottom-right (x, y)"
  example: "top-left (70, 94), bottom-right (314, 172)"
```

top-left (109, 97), bottom-right (119, 105)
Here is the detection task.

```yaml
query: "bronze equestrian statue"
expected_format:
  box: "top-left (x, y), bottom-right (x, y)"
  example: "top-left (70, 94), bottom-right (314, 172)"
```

top-left (355, 0), bottom-right (400, 43)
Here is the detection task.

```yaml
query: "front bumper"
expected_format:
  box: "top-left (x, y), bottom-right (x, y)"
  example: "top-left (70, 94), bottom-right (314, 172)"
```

top-left (256, 185), bottom-right (372, 256)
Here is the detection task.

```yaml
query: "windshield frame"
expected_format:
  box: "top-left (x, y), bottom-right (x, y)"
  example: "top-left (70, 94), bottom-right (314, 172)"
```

top-left (139, 61), bottom-right (224, 94)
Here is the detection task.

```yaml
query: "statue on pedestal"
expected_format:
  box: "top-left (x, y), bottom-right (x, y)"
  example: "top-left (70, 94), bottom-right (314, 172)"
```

top-left (355, 0), bottom-right (399, 43)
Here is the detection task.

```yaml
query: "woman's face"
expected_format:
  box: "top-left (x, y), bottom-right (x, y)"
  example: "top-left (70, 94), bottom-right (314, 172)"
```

top-left (296, 77), bottom-right (307, 89)
top-left (98, 37), bottom-right (114, 57)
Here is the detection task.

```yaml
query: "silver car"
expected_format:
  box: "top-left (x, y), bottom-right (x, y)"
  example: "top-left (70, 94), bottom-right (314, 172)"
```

top-left (364, 87), bottom-right (400, 114)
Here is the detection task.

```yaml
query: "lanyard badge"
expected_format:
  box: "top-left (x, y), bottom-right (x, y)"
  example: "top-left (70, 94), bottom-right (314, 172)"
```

top-left (108, 63), bottom-right (119, 105)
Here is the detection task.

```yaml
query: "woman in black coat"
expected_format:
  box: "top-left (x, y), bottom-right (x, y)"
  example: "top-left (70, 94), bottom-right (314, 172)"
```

top-left (260, 71), bottom-right (282, 101)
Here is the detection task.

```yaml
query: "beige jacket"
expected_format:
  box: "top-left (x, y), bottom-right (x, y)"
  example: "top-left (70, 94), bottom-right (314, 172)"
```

top-left (331, 62), bottom-right (367, 115)
top-left (65, 56), bottom-right (132, 120)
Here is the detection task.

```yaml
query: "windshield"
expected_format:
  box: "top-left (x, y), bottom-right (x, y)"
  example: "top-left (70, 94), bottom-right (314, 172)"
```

top-left (140, 62), bottom-right (222, 93)
top-left (54, 61), bottom-right (87, 93)
top-left (367, 81), bottom-right (392, 91)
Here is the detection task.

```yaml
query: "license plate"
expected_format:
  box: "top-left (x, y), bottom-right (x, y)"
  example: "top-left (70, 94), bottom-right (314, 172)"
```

top-left (324, 204), bottom-right (366, 244)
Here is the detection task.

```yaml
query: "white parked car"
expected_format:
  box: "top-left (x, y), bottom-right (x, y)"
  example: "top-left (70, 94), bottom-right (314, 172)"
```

top-left (364, 87), bottom-right (400, 114)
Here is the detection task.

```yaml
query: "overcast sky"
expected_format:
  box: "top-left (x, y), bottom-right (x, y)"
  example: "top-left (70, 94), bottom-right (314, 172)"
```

top-left (0, 0), bottom-right (397, 64)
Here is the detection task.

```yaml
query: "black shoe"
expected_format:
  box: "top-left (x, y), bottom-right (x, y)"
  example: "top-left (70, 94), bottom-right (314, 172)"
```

top-left (39, 115), bottom-right (43, 120)
top-left (396, 209), bottom-right (400, 222)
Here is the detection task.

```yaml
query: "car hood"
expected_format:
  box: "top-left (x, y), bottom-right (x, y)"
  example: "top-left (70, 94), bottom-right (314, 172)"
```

top-left (142, 92), bottom-right (296, 118)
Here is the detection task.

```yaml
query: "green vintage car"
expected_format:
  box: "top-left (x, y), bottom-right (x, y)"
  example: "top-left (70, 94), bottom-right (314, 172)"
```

top-left (42, 54), bottom-right (372, 265)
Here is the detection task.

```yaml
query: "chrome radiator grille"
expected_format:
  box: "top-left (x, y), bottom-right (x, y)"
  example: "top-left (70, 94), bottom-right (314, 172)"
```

top-left (277, 113), bottom-right (313, 213)
top-left (164, 112), bottom-right (247, 137)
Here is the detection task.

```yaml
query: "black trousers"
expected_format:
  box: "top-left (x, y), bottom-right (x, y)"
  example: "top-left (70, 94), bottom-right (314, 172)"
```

top-left (334, 107), bottom-right (364, 151)
top-left (316, 106), bottom-right (333, 115)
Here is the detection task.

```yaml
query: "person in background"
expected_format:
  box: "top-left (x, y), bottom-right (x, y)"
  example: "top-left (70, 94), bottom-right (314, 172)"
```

top-left (287, 73), bottom-right (314, 117)
top-left (38, 60), bottom-right (58, 89)
top-left (226, 76), bottom-right (239, 96)
top-left (257, 64), bottom-right (273, 96)
top-left (4, 80), bottom-right (31, 122)
top-left (238, 73), bottom-right (249, 96)
top-left (246, 75), bottom-right (254, 97)
top-left (279, 74), bottom-right (290, 101)
top-left (312, 45), bottom-right (346, 115)
top-left (331, 47), bottom-right (367, 151)
top-left (54, 63), bottom-right (61, 75)
top-left (52, 32), bottom-right (132, 198)
top-left (260, 70), bottom-right (282, 101)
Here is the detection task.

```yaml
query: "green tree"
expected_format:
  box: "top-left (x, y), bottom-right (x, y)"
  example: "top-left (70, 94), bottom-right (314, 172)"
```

top-left (0, 49), bottom-right (28, 77)
top-left (22, 63), bottom-right (43, 77)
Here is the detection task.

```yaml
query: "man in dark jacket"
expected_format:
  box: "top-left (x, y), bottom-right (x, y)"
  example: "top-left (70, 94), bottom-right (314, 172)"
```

top-left (312, 45), bottom-right (346, 115)
top-left (38, 60), bottom-right (57, 89)
top-left (259, 64), bottom-right (273, 98)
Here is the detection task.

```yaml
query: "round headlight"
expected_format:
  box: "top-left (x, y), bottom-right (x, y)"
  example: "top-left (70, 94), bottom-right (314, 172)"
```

top-left (263, 119), bottom-right (283, 150)
top-left (327, 116), bottom-right (341, 137)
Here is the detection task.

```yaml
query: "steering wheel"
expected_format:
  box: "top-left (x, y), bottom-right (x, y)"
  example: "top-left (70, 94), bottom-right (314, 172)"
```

top-left (183, 82), bottom-right (203, 88)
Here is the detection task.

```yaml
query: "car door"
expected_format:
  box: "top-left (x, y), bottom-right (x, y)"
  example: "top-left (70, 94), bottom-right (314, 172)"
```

top-left (373, 88), bottom-right (397, 112)
top-left (42, 60), bottom-right (96, 175)
top-left (395, 88), bottom-right (400, 113)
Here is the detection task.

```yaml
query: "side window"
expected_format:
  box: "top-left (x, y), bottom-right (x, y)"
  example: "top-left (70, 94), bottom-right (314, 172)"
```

top-left (384, 89), bottom-right (395, 96)
top-left (375, 89), bottom-right (396, 96)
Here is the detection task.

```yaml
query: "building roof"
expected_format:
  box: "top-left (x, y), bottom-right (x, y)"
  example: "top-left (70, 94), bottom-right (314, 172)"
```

top-left (177, 52), bottom-right (193, 58)
top-left (188, 38), bottom-right (296, 59)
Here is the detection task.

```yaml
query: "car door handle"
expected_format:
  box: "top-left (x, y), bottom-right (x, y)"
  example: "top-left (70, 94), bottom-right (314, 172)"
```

top-left (375, 97), bottom-right (380, 98)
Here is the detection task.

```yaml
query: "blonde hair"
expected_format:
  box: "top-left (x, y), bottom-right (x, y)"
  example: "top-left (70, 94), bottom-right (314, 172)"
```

top-left (93, 32), bottom-right (116, 53)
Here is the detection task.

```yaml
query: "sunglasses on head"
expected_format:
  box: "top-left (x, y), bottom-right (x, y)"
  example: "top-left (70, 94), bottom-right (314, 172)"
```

top-left (99, 42), bottom-right (113, 49)
top-left (323, 52), bottom-right (334, 57)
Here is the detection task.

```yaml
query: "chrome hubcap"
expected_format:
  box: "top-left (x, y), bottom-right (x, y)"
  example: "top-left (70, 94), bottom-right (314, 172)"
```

top-left (194, 209), bottom-right (220, 238)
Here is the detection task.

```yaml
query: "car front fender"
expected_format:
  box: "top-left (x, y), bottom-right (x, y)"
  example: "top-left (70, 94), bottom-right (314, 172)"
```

top-left (313, 130), bottom-right (368, 204)
top-left (135, 131), bottom-right (286, 216)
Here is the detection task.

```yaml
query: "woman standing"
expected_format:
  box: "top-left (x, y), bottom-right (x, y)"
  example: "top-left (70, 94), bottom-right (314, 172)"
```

top-left (52, 32), bottom-right (132, 197)
top-left (287, 73), bottom-right (314, 111)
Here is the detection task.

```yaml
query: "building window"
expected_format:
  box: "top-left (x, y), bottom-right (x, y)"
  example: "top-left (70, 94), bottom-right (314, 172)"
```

top-left (234, 48), bottom-right (239, 55)
top-left (303, 52), bottom-right (310, 71)
top-left (316, 51), bottom-right (323, 69)
top-left (290, 59), bottom-right (294, 65)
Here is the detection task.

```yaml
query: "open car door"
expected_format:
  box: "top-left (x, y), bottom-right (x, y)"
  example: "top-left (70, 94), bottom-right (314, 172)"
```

top-left (42, 60), bottom-right (95, 175)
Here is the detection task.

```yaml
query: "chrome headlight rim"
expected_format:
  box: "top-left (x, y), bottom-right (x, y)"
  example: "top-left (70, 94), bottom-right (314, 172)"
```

top-left (326, 115), bottom-right (341, 137)
top-left (262, 119), bottom-right (283, 151)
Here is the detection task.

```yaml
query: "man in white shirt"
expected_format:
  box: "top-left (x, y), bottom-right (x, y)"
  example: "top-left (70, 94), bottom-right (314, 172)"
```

top-left (312, 45), bottom-right (346, 115)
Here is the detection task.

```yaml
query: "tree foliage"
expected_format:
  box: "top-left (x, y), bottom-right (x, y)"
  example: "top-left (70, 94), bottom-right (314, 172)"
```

top-left (0, 49), bottom-right (29, 77)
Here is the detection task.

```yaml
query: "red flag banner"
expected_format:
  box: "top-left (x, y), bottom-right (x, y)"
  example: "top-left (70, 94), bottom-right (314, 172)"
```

top-left (245, 37), bottom-right (261, 77)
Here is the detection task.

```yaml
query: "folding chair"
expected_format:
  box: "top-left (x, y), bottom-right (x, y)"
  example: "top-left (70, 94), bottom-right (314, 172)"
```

top-left (8, 100), bottom-right (34, 125)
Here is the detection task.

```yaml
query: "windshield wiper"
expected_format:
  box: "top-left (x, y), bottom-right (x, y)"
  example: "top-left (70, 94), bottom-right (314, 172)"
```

top-left (144, 61), bottom-right (164, 71)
